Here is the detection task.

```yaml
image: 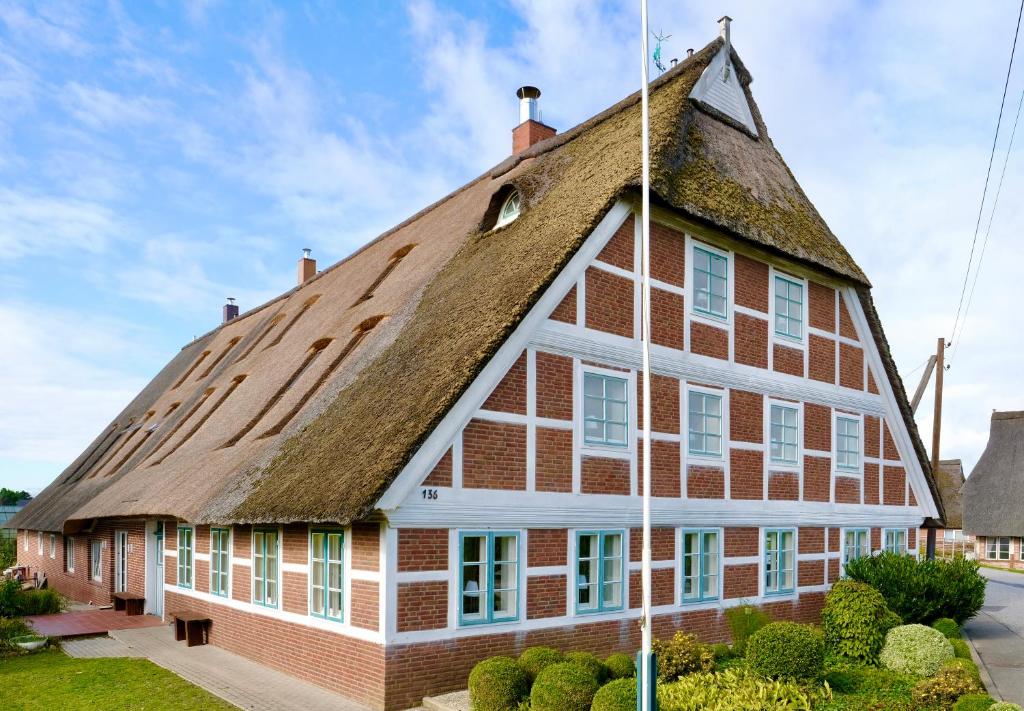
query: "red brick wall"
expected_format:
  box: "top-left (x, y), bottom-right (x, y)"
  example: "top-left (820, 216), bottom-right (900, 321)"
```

top-left (581, 456), bottom-right (630, 495)
top-left (730, 390), bottom-right (763, 442)
top-left (804, 456), bottom-right (831, 502)
top-left (535, 351), bottom-right (572, 421)
top-left (839, 343), bottom-right (864, 390)
top-left (773, 344), bottom-right (804, 377)
top-left (462, 419), bottom-right (526, 490)
top-left (396, 581), bottom-right (446, 632)
top-left (550, 286), bottom-right (577, 324)
top-left (687, 465), bottom-right (725, 498)
top-left (767, 472), bottom-right (799, 500)
top-left (351, 522), bottom-right (380, 571)
top-left (724, 527), bottom-right (758, 556)
top-left (690, 321), bottom-right (728, 360)
top-left (735, 314), bottom-right (768, 368)
top-left (535, 428), bottom-right (573, 492)
top-left (482, 351), bottom-right (526, 414)
top-left (397, 529), bottom-right (447, 572)
top-left (651, 288), bottom-right (685, 350)
top-left (809, 281), bottom-right (836, 332)
top-left (809, 334), bottom-right (835, 383)
top-left (527, 576), bottom-right (567, 619)
top-left (650, 222), bottom-right (684, 286)
top-left (597, 218), bottom-right (634, 270)
top-left (638, 439), bottom-right (681, 498)
top-left (730, 449), bottom-right (763, 500)
top-left (585, 267), bottom-right (633, 338)
top-left (529, 529), bottom-right (568, 567)
top-left (735, 254), bottom-right (769, 311)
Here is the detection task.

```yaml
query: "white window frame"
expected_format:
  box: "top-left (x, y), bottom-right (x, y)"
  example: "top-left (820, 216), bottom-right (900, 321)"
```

top-left (66, 537), bottom-right (75, 573)
top-left (577, 364), bottom-right (636, 458)
top-left (767, 399), bottom-right (802, 471)
top-left (581, 371), bottom-right (630, 449)
top-left (987, 537), bottom-right (1011, 561)
top-left (769, 269), bottom-right (808, 347)
top-left (23, 532), bottom-right (28, 551)
top-left (685, 384), bottom-right (727, 461)
top-left (495, 190), bottom-right (521, 228)
top-left (761, 527), bottom-right (797, 597)
top-left (687, 238), bottom-right (733, 326)
top-left (833, 412), bottom-right (864, 477)
top-left (308, 528), bottom-right (345, 622)
top-left (37, 531), bottom-right (43, 555)
top-left (252, 527), bottom-right (282, 609)
top-left (49, 533), bottom-right (56, 559)
top-left (90, 539), bottom-right (103, 582)
top-left (679, 527), bottom-right (722, 604)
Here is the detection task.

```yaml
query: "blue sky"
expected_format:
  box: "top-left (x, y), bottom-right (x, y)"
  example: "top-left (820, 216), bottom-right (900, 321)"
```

top-left (2, 1), bottom-right (1023, 493)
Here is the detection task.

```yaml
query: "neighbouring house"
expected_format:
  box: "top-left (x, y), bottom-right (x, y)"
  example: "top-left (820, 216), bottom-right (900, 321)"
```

top-left (919, 459), bottom-right (973, 558)
top-left (964, 411), bottom-right (1024, 569)
top-left (6, 21), bottom-right (943, 710)
top-left (0, 494), bottom-right (30, 542)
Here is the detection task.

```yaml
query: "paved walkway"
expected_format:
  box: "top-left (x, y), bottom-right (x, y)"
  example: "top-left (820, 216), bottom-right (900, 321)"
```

top-left (964, 567), bottom-right (1024, 704)
top-left (62, 635), bottom-right (141, 658)
top-left (111, 625), bottom-right (370, 711)
top-left (26, 609), bottom-right (164, 637)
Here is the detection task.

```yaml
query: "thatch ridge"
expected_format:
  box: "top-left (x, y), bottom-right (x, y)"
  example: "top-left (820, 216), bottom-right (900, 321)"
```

top-left (964, 411), bottom-right (1024, 536)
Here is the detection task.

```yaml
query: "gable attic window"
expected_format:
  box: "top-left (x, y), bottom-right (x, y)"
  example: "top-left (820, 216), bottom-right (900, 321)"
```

top-left (495, 190), bottom-right (521, 228)
top-left (265, 294), bottom-right (321, 351)
top-left (351, 245), bottom-right (416, 307)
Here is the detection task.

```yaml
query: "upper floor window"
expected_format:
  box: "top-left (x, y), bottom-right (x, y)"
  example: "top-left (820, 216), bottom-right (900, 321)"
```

top-left (836, 417), bottom-right (861, 472)
top-left (884, 529), bottom-right (907, 555)
top-left (774, 275), bottom-right (803, 340)
top-left (575, 531), bottom-right (624, 614)
top-left (987, 537), bottom-right (1010, 561)
top-left (495, 190), bottom-right (521, 228)
top-left (210, 528), bottom-right (230, 598)
top-left (459, 531), bottom-right (519, 625)
top-left (310, 530), bottom-right (344, 622)
top-left (253, 529), bottom-right (280, 607)
top-left (681, 529), bottom-right (720, 603)
top-left (764, 528), bottom-right (795, 595)
top-left (177, 526), bottom-right (193, 589)
top-left (583, 372), bottom-right (628, 448)
top-left (688, 390), bottom-right (723, 457)
top-left (693, 245), bottom-right (728, 319)
top-left (843, 528), bottom-right (870, 570)
top-left (769, 404), bottom-right (799, 465)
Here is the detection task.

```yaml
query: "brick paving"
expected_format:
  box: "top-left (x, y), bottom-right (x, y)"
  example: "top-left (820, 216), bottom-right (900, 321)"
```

top-left (62, 635), bottom-right (141, 658)
top-left (26, 609), bottom-right (164, 638)
top-left (111, 625), bottom-right (370, 711)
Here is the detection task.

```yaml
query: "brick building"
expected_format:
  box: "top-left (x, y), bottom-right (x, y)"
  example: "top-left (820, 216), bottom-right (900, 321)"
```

top-left (8, 23), bottom-right (943, 709)
top-left (964, 411), bottom-right (1024, 569)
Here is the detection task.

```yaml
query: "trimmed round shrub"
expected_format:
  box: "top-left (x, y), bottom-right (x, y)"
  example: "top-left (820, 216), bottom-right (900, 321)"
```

top-left (953, 694), bottom-right (997, 711)
top-left (604, 652), bottom-right (635, 679)
top-left (944, 657), bottom-right (982, 682)
top-left (880, 624), bottom-right (955, 677)
top-left (468, 656), bottom-right (529, 711)
top-left (912, 666), bottom-right (983, 709)
top-left (519, 647), bottom-right (566, 683)
top-left (530, 662), bottom-right (601, 711)
top-left (652, 631), bottom-right (715, 681)
top-left (745, 622), bottom-right (824, 680)
top-left (710, 643), bottom-right (732, 660)
top-left (934, 617), bottom-right (963, 639)
top-left (952, 638), bottom-right (973, 659)
top-left (591, 678), bottom-right (636, 711)
top-left (821, 579), bottom-right (894, 663)
top-left (990, 703), bottom-right (1024, 711)
top-left (724, 603), bottom-right (772, 656)
top-left (564, 651), bottom-right (607, 683)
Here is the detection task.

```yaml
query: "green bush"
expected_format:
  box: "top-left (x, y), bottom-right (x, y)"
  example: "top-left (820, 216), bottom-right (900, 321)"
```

top-left (0, 537), bottom-right (15, 570)
top-left (0, 579), bottom-right (66, 617)
top-left (652, 631), bottom-right (715, 681)
top-left (519, 647), bottom-right (565, 683)
top-left (844, 553), bottom-right (986, 624)
top-left (745, 622), bottom-right (824, 680)
top-left (882, 608), bottom-right (904, 632)
top-left (953, 694), bottom-right (996, 711)
top-left (821, 580), bottom-right (894, 663)
top-left (468, 656), bottom-right (529, 711)
top-left (911, 666), bottom-right (983, 709)
top-left (591, 678), bottom-right (636, 711)
top-left (657, 668), bottom-right (826, 710)
top-left (951, 638), bottom-right (972, 659)
top-left (943, 658), bottom-right (981, 683)
top-left (603, 652), bottom-right (635, 679)
top-left (990, 704), bottom-right (1024, 711)
top-left (530, 662), bottom-right (600, 711)
top-left (710, 643), bottom-right (732, 660)
top-left (934, 617), bottom-right (963, 639)
top-left (725, 603), bottom-right (772, 655)
top-left (880, 624), bottom-right (955, 677)
top-left (564, 651), bottom-right (607, 683)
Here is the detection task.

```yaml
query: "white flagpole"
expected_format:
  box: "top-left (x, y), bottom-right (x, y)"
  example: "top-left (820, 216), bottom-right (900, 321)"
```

top-left (639, 0), bottom-right (654, 708)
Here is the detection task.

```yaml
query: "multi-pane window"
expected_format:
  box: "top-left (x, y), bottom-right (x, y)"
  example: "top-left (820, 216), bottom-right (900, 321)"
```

top-left (843, 529), bottom-right (870, 569)
top-left (681, 529), bottom-right (720, 603)
top-left (177, 527), bottom-right (193, 589)
top-left (693, 245), bottom-right (728, 318)
top-left (65, 537), bottom-right (75, 573)
top-left (987, 537), bottom-right (1011, 561)
top-left (210, 528), bottom-right (230, 597)
top-left (583, 373), bottom-right (628, 447)
top-left (253, 529), bottom-right (280, 607)
top-left (90, 540), bottom-right (102, 582)
top-left (459, 532), bottom-right (519, 625)
top-left (688, 391), bottom-right (723, 456)
top-left (837, 417), bottom-right (861, 472)
top-left (575, 531), bottom-right (624, 614)
top-left (764, 529), bottom-right (795, 595)
top-left (774, 275), bottom-right (803, 340)
top-left (310, 531), bottom-right (344, 622)
top-left (49, 534), bottom-right (56, 559)
top-left (884, 529), bottom-right (907, 555)
top-left (769, 404), bottom-right (799, 464)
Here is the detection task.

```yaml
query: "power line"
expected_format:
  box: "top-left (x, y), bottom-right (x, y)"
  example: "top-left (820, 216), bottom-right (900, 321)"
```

top-left (949, 0), bottom-right (1024, 350)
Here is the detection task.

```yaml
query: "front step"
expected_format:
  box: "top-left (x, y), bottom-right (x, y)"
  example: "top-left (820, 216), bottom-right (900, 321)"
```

top-left (421, 690), bottom-right (469, 711)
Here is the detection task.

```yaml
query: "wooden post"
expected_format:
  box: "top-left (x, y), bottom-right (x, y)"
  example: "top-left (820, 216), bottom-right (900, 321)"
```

top-left (926, 337), bottom-right (945, 561)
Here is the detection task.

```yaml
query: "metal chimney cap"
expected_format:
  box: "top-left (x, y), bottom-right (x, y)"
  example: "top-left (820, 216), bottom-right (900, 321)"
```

top-left (516, 86), bottom-right (541, 100)
top-left (302, 248), bottom-right (312, 259)
top-left (226, 297), bottom-right (236, 305)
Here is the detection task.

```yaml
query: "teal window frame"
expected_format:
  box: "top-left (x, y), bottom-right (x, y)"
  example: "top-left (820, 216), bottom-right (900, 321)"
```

top-left (681, 529), bottom-right (720, 604)
top-left (210, 527), bottom-right (230, 597)
top-left (773, 275), bottom-right (804, 340)
top-left (458, 531), bottom-right (520, 626)
top-left (583, 372), bottom-right (629, 448)
top-left (574, 530), bottom-right (624, 614)
top-left (883, 529), bottom-right (907, 555)
top-left (176, 526), bottom-right (193, 589)
top-left (764, 528), bottom-right (795, 596)
top-left (843, 528), bottom-right (870, 569)
top-left (692, 245), bottom-right (729, 319)
top-left (769, 404), bottom-right (799, 465)
top-left (687, 390), bottom-right (723, 457)
top-left (310, 530), bottom-right (345, 622)
top-left (252, 528), bottom-right (280, 608)
top-left (836, 417), bottom-right (861, 472)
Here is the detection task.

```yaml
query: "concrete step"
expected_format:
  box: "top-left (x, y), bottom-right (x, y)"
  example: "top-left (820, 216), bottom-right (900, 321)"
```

top-left (422, 690), bottom-right (470, 711)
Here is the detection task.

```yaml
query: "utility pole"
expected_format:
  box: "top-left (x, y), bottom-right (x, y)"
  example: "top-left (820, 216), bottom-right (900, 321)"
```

top-left (926, 337), bottom-right (945, 560)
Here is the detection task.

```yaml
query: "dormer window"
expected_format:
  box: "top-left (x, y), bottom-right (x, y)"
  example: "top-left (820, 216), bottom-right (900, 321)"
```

top-left (495, 190), bottom-right (521, 228)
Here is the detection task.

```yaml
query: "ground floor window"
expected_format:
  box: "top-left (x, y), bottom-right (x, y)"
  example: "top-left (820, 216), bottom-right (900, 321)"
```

top-left (49, 534), bottom-right (56, 559)
top-left (459, 531), bottom-right (519, 625)
top-left (575, 530), bottom-right (624, 614)
top-left (310, 530), bottom-right (344, 621)
top-left (987, 537), bottom-right (1011, 560)
top-left (681, 529), bottom-right (720, 603)
top-left (884, 529), bottom-right (907, 555)
top-left (90, 540), bottom-right (102, 582)
top-left (253, 529), bottom-right (280, 607)
top-left (764, 529), bottom-right (795, 595)
top-left (177, 527), bottom-right (194, 589)
top-left (843, 528), bottom-right (870, 570)
top-left (210, 528), bottom-right (230, 597)
top-left (37, 531), bottom-right (43, 555)
top-left (65, 537), bottom-right (75, 573)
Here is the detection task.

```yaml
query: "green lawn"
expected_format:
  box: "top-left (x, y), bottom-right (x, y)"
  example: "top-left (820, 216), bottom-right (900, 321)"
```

top-left (0, 648), bottom-right (236, 710)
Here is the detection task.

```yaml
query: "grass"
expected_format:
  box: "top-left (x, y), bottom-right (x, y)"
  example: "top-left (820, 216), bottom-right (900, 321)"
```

top-left (980, 563), bottom-right (1024, 574)
top-left (0, 648), bottom-right (237, 710)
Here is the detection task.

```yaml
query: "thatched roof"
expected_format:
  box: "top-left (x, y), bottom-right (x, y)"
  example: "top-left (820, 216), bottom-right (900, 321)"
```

top-left (964, 411), bottom-right (1024, 536)
top-left (8, 35), bottom-right (932, 532)
top-left (934, 460), bottom-right (964, 529)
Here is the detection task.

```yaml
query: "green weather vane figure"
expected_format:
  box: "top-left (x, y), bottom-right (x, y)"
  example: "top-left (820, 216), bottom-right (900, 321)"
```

top-left (652, 30), bottom-right (671, 73)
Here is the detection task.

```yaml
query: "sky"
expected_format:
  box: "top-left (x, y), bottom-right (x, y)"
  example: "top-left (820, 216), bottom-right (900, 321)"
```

top-left (1, 1), bottom-right (1022, 495)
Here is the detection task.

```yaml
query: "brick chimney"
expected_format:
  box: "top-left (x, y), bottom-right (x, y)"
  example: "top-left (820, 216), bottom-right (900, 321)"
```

top-left (512, 86), bottom-right (556, 155)
top-left (298, 248), bottom-right (316, 285)
top-left (223, 297), bottom-right (239, 323)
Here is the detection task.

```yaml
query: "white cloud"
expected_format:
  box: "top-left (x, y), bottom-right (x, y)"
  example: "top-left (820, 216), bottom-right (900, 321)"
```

top-left (60, 82), bottom-right (164, 130)
top-left (0, 189), bottom-right (117, 259)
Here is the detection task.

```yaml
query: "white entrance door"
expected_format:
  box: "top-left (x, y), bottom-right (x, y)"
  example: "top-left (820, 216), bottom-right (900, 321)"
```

top-left (146, 521), bottom-right (164, 617)
top-left (114, 530), bottom-right (129, 593)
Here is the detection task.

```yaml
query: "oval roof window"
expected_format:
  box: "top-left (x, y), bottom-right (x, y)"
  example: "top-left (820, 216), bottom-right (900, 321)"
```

top-left (495, 190), bottom-right (521, 228)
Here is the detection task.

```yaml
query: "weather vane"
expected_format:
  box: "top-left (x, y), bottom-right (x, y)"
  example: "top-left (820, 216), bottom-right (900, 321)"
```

top-left (652, 29), bottom-right (671, 73)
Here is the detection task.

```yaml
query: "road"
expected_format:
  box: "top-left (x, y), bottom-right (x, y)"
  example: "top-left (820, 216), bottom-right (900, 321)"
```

top-left (964, 567), bottom-right (1024, 704)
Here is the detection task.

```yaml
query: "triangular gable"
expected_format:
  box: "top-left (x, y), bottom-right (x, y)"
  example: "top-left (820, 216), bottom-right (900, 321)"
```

top-left (689, 46), bottom-right (758, 136)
